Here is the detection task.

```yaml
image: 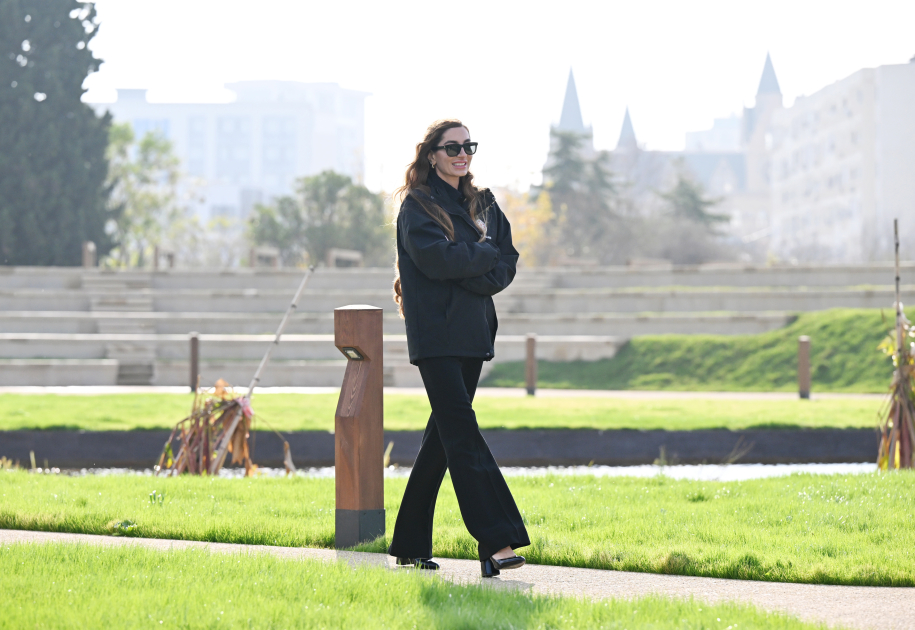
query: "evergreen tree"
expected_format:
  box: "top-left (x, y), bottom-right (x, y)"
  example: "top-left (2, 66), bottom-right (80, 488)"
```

top-left (648, 166), bottom-right (734, 264)
top-left (0, 1), bottom-right (114, 265)
top-left (540, 129), bottom-right (625, 262)
top-left (659, 168), bottom-right (728, 233)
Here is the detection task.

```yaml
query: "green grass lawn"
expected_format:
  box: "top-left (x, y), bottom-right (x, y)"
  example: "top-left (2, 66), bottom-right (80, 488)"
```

top-left (1, 544), bottom-right (830, 630)
top-left (482, 308), bottom-right (908, 392)
top-left (2, 470), bottom-right (911, 587)
top-left (0, 393), bottom-right (884, 431)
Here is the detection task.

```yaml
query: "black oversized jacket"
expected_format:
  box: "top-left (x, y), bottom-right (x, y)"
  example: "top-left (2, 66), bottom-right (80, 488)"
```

top-left (396, 174), bottom-right (519, 365)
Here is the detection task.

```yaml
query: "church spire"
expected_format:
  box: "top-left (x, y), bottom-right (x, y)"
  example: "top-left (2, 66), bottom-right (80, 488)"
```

top-left (558, 69), bottom-right (586, 132)
top-left (616, 107), bottom-right (637, 150)
top-left (757, 52), bottom-right (781, 96)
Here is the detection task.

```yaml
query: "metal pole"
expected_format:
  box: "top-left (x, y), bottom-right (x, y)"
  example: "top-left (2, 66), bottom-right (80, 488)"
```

top-left (525, 333), bottom-right (537, 396)
top-left (246, 267), bottom-right (315, 398)
top-left (891, 219), bottom-right (903, 467)
top-left (798, 335), bottom-right (811, 399)
top-left (895, 219), bottom-right (902, 358)
top-left (189, 332), bottom-right (199, 393)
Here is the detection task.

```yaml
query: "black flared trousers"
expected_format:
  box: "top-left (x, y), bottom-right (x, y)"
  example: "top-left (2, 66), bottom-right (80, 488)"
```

top-left (388, 356), bottom-right (530, 562)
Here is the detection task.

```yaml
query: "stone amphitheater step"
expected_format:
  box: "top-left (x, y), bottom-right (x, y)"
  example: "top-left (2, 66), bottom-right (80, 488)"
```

top-left (0, 311), bottom-right (793, 336)
top-left (81, 275), bottom-right (152, 292)
top-left (0, 359), bottom-right (119, 386)
top-left (494, 285), bottom-right (915, 314)
top-left (0, 263), bottom-right (912, 292)
top-left (0, 358), bottom-right (347, 388)
top-left (2, 285), bottom-right (911, 314)
top-left (89, 295), bottom-right (155, 312)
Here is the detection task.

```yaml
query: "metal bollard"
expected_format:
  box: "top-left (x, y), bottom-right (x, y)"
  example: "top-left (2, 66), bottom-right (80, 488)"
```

top-left (333, 305), bottom-right (385, 548)
top-left (189, 332), bottom-right (199, 392)
top-left (525, 333), bottom-right (537, 396)
top-left (798, 335), bottom-right (811, 399)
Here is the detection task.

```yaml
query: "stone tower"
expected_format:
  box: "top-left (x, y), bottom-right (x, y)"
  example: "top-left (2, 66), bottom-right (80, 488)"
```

top-left (553, 69), bottom-right (594, 156)
top-left (742, 53), bottom-right (783, 193)
top-left (616, 107), bottom-right (638, 151)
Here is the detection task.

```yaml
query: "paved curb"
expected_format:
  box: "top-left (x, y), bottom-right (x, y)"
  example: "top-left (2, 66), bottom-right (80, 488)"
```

top-left (0, 385), bottom-right (886, 399)
top-left (2, 529), bottom-right (911, 630)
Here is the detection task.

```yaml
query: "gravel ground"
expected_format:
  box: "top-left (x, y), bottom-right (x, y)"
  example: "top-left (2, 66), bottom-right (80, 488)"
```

top-left (2, 529), bottom-right (911, 629)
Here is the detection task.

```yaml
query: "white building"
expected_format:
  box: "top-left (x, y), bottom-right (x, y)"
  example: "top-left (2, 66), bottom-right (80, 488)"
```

top-left (685, 114), bottom-right (742, 152)
top-left (603, 55), bottom-right (782, 248)
top-left (768, 61), bottom-right (915, 262)
top-left (91, 81), bottom-right (368, 221)
top-left (547, 55), bottom-right (915, 263)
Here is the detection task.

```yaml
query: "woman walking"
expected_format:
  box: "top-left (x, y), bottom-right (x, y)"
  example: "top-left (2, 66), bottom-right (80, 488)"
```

top-left (388, 119), bottom-right (530, 578)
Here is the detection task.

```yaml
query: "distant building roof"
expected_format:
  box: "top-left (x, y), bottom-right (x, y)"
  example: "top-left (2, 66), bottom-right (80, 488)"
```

top-left (757, 53), bottom-right (781, 95)
top-left (558, 69), bottom-right (587, 132)
top-left (616, 108), bottom-right (638, 150)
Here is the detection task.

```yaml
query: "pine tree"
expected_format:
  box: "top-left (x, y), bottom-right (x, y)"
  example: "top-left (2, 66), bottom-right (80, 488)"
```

top-left (660, 168), bottom-right (728, 233)
top-left (0, 1), bottom-right (114, 265)
top-left (540, 129), bottom-right (625, 262)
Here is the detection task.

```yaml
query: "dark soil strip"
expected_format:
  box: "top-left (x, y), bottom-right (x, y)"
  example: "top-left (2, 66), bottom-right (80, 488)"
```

top-left (1, 428), bottom-right (879, 469)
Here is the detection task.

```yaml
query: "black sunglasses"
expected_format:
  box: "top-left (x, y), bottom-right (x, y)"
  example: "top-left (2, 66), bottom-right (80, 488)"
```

top-left (433, 141), bottom-right (478, 157)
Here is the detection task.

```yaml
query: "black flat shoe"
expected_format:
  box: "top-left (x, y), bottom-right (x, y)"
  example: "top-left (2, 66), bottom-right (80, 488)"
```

top-left (396, 557), bottom-right (439, 570)
top-left (481, 554), bottom-right (525, 577)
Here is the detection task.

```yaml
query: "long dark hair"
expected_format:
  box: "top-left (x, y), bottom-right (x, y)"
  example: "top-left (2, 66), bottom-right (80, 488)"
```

top-left (392, 119), bottom-right (489, 317)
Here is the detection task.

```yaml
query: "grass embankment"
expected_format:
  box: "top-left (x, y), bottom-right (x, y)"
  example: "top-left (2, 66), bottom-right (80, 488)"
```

top-left (0, 394), bottom-right (883, 431)
top-left (2, 470), bottom-right (911, 586)
top-left (1, 544), bottom-right (828, 630)
top-left (482, 308), bottom-right (908, 392)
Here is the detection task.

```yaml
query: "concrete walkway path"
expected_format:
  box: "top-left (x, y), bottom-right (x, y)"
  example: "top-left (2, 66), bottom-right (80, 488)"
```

top-left (0, 384), bottom-right (883, 400)
top-left (3, 529), bottom-right (910, 629)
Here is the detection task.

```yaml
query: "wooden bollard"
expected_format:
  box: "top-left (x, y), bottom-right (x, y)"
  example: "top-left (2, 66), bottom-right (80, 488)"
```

top-left (334, 305), bottom-right (384, 548)
top-left (798, 335), bottom-right (811, 399)
top-left (82, 241), bottom-right (96, 268)
top-left (189, 332), bottom-right (199, 392)
top-left (525, 333), bottom-right (537, 396)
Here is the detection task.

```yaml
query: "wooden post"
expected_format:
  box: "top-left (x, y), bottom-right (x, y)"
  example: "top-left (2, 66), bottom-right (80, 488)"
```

top-left (82, 241), bottom-right (96, 268)
top-left (189, 332), bottom-right (199, 393)
top-left (798, 336), bottom-right (811, 399)
top-left (525, 333), bottom-right (537, 396)
top-left (334, 305), bottom-right (384, 548)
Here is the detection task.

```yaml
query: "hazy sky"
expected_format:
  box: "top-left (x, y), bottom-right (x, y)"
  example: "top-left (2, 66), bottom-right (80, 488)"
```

top-left (83, 0), bottom-right (915, 193)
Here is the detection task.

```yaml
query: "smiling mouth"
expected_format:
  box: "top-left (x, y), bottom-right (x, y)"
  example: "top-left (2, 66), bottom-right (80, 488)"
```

top-left (452, 161), bottom-right (467, 168)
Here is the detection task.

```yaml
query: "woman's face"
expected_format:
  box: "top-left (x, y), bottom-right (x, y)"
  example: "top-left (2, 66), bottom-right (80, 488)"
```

top-left (431, 126), bottom-right (472, 184)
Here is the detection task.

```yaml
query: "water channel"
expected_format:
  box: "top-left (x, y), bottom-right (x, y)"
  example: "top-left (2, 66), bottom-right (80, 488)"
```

top-left (41, 462), bottom-right (877, 480)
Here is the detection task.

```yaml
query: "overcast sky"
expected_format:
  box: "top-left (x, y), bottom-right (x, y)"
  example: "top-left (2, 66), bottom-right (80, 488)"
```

top-left (83, 0), bottom-right (915, 193)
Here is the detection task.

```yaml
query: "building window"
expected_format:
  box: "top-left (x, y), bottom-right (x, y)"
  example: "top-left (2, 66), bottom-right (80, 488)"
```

top-left (261, 116), bottom-right (297, 186)
top-left (133, 118), bottom-right (170, 139)
top-left (187, 116), bottom-right (207, 177)
top-left (216, 116), bottom-right (252, 179)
